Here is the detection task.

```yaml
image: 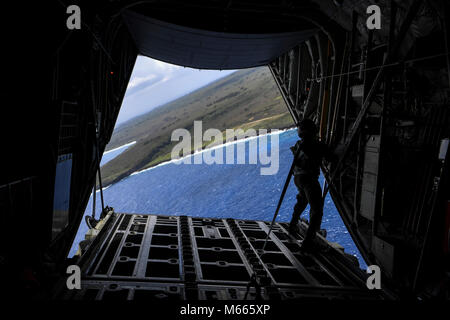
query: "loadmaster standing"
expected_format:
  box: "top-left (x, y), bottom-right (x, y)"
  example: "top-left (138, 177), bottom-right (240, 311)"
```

top-left (289, 119), bottom-right (336, 251)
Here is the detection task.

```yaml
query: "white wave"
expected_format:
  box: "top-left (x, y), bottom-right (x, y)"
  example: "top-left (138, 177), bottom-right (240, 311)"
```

top-left (128, 127), bottom-right (296, 177)
top-left (95, 185), bottom-right (110, 193)
top-left (103, 141), bottom-right (136, 155)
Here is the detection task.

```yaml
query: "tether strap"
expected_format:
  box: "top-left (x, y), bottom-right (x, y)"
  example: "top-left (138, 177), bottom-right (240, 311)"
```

top-left (262, 145), bottom-right (303, 251)
top-left (243, 274), bottom-right (262, 300)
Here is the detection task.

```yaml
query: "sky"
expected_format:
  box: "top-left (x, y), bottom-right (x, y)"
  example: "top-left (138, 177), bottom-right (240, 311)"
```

top-left (115, 55), bottom-right (237, 126)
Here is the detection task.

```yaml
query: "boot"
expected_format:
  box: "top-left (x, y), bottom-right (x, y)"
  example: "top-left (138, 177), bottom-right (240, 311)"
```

top-left (288, 217), bottom-right (300, 234)
top-left (300, 235), bottom-right (317, 252)
top-left (288, 223), bottom-right (299, 235)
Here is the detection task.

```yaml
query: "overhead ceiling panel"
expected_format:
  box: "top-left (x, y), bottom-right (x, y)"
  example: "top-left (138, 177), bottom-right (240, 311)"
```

top-left (122, 10), bottom-right (317, 69)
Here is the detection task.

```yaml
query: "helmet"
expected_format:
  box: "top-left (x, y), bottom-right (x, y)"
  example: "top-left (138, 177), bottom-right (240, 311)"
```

top-left (297, 118), bottom-right (317, 138)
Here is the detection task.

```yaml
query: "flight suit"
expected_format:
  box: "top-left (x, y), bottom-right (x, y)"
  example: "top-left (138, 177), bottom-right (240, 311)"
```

top-left (289, 139), bottom-right (335, 246)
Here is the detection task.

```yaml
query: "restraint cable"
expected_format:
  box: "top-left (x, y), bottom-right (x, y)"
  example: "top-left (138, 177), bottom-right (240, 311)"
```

top-left (262, 145), bottom-right (303, 251)
top-left (243, 274), bottom-right (262, 300)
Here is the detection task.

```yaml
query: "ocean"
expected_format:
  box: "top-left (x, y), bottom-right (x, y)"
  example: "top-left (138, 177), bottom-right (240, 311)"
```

top-left (69, 129), bottom-right (367, 269)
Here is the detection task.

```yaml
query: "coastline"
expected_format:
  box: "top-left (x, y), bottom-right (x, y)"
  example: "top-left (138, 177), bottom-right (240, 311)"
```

top-left (104, 140), bottom-right (136, 154)
top-left (103, 126), bottom-right (296, 189)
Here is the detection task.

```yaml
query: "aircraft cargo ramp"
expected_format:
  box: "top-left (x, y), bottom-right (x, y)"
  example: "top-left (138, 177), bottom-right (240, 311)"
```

top-left (55, 211), bottom-right (390, 300)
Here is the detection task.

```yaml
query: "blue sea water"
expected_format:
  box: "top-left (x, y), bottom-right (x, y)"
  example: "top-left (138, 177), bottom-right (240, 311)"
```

top-left (69, 129), bottom-right (367, 269)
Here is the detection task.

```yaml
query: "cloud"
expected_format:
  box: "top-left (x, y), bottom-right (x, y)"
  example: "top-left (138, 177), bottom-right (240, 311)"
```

top-left (124, 56), bottom-right (186, 98)
top-left (125, 73), bottom-right (164, 97)
top-left (127, 74), bottom-right (157, 89)
top-left (115, 56), bottom-right (236, 126)
top-left (152, 58), bottom-right (183, 73)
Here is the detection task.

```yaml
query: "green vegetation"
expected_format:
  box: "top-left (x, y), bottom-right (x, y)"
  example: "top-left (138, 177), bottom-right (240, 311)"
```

top-left (101, 66), bottom-right (294, 186)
